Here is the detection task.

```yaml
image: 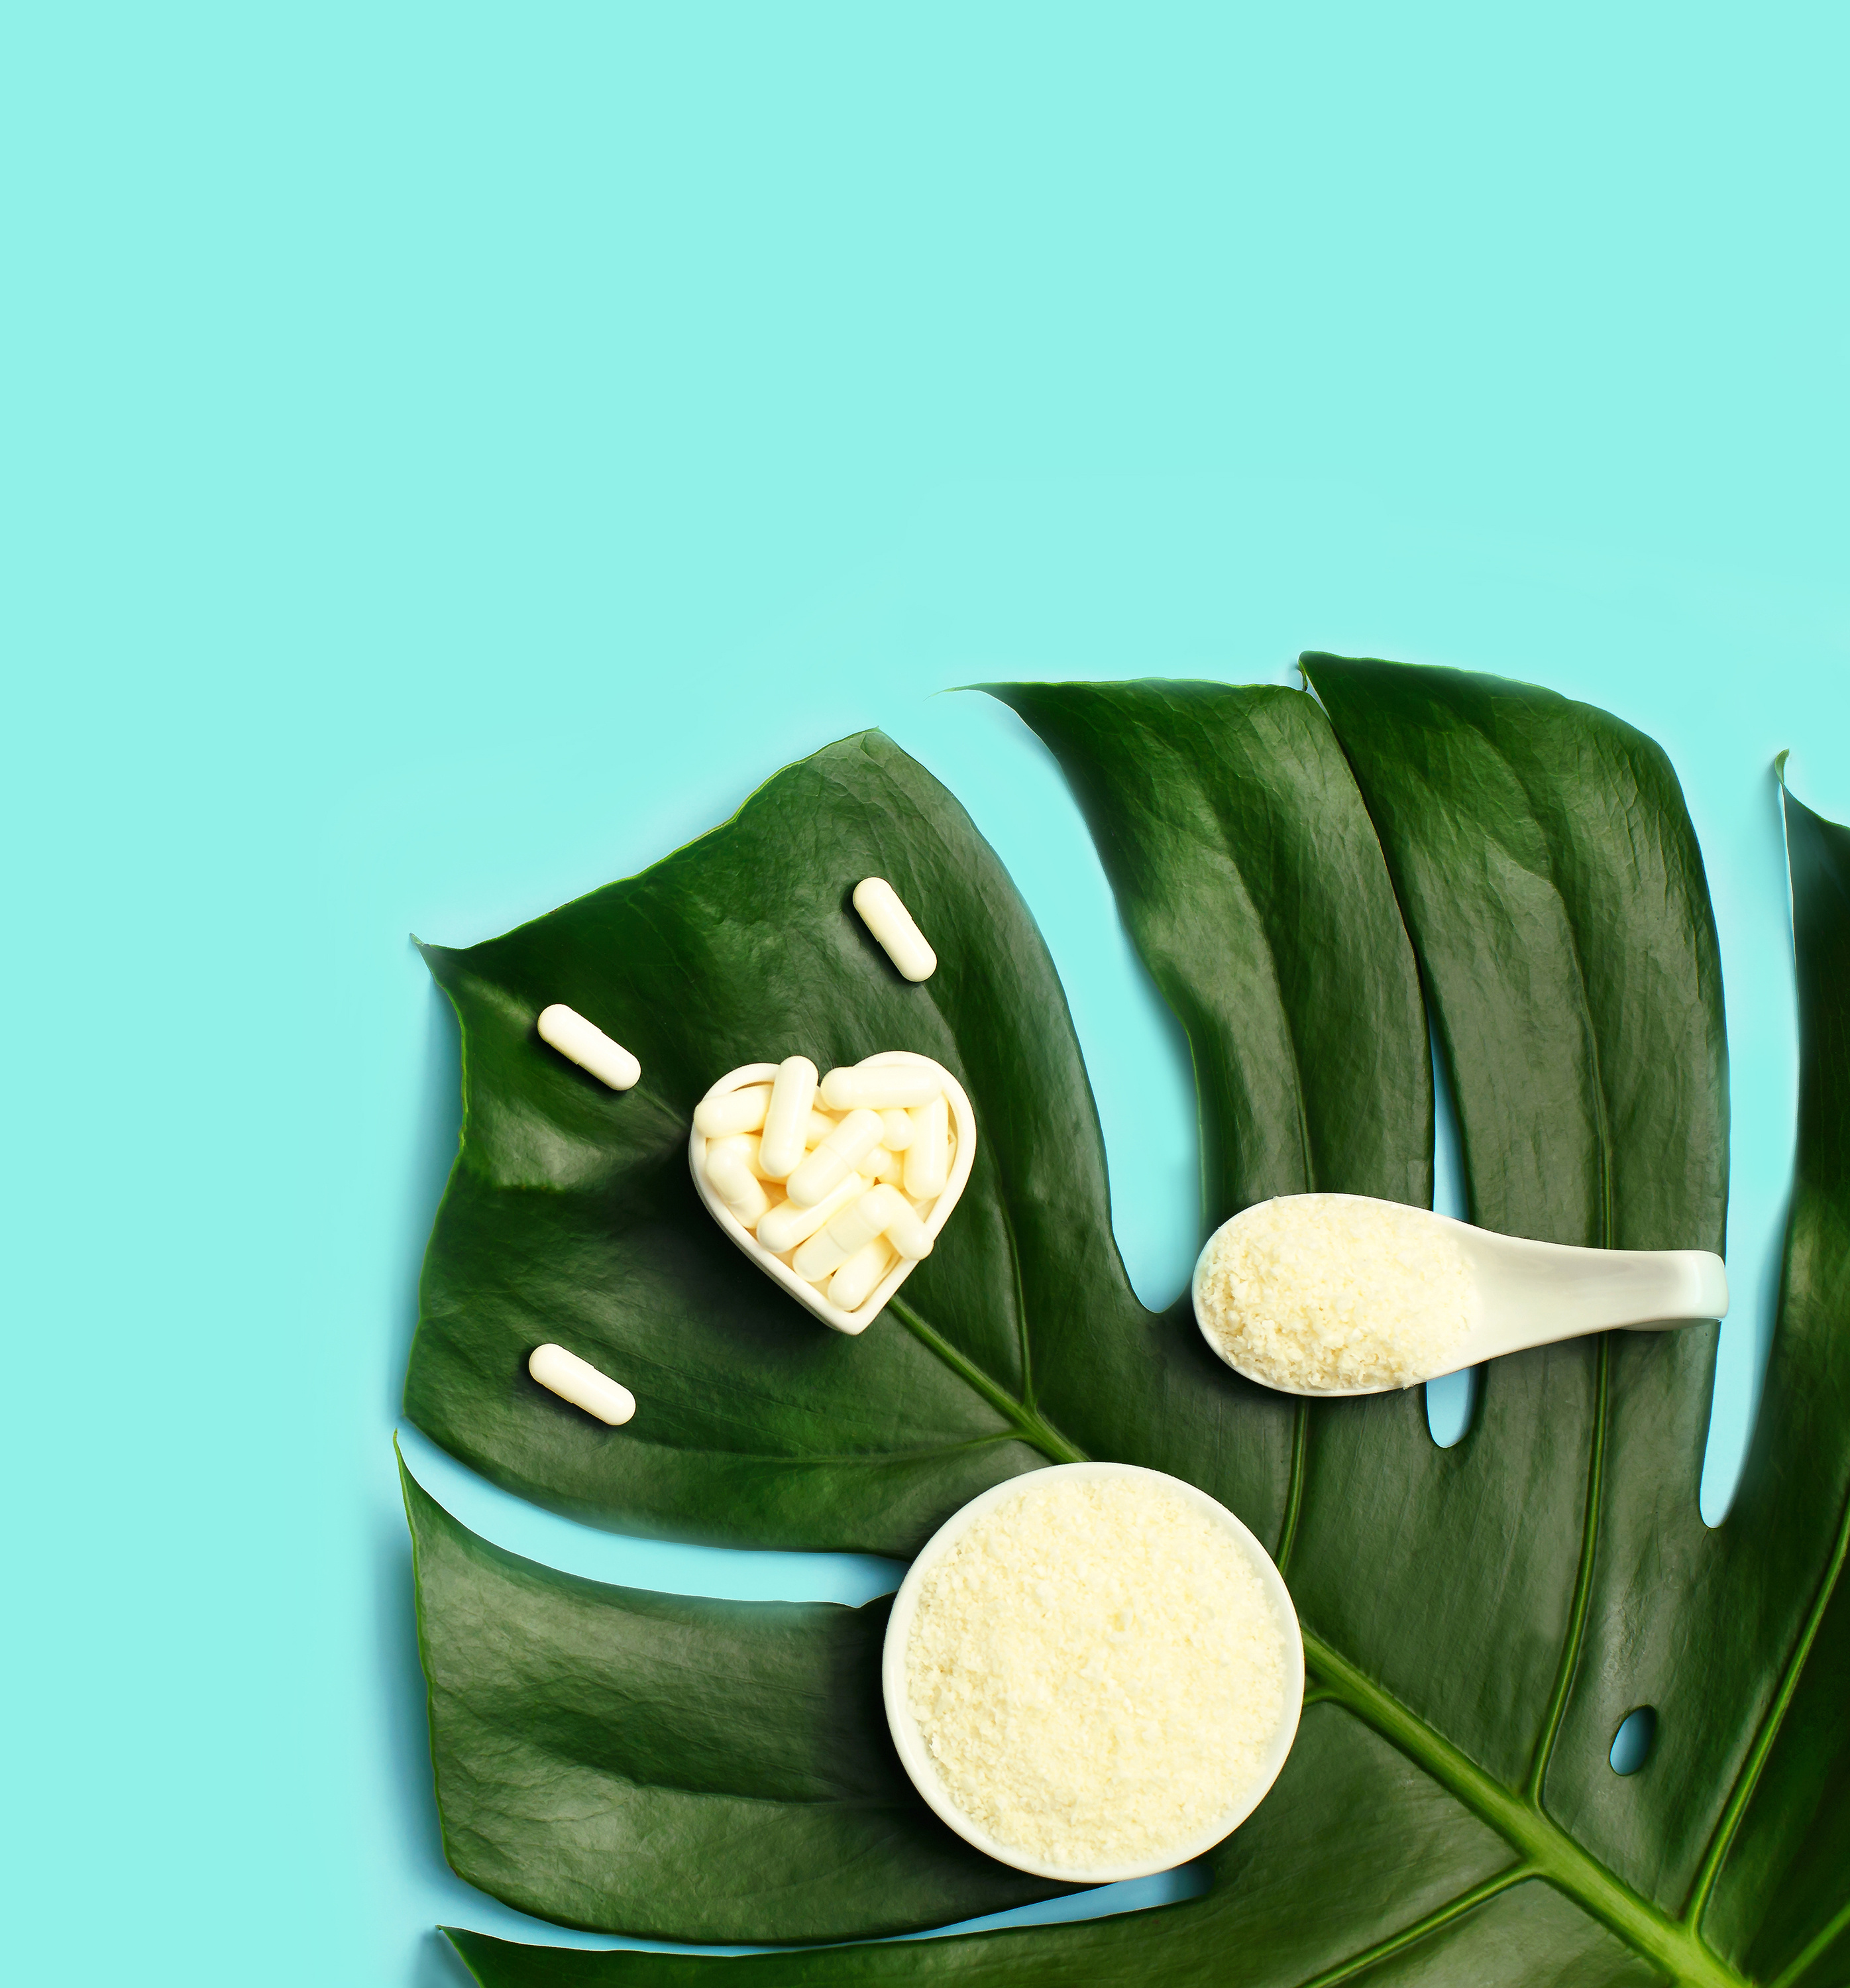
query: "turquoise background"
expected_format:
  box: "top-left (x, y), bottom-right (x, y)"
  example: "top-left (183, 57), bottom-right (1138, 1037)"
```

top-left (5, 6), bottom-right (1846, 1983)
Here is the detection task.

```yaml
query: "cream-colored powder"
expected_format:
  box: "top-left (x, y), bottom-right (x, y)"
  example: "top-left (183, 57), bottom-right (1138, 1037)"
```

top-left (1197, 1194), bottom-right (1472, 1392)
top-left (904, 1473), bottom-right (1286, 1869)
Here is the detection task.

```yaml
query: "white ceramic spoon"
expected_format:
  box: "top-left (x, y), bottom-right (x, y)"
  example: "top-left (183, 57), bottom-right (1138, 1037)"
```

top-left (1192, 1193), bottom-right (1729, 1397)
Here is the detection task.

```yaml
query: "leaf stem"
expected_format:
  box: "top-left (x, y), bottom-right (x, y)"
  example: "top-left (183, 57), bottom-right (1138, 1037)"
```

top-left (1765, 1895), bottom-right (1850, 1988)
top-left (1307, 1631), bottom-right (1748, 1988)
top-left (1292, 1866), bottom-right (1533, 1988)
top-left (888, 1297), bottom-right (1085, 1464)
top-left (1527, 1335), bottom-right (1610, 1802)
top-left (1683, 1471), bottom-right (1850, 1930)
top-left (1276, 1400), bottom-right (1310, 1573)
top-left (997, 1201), bottom-right (1037, 1409)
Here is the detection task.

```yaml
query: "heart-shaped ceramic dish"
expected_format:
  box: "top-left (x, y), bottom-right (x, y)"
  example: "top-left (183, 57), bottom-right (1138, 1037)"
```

top-left (688, 1050), bottom-right (976, 1336)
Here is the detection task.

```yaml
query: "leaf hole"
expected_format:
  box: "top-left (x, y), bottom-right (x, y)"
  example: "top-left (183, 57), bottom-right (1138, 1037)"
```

top-left (1609, 1706), bottom-right (1657, 1775)
top-left (1424, 1017), bottom-right (1479, 1451)
top-left (1425, 1365), bottom-right (1479, 1448)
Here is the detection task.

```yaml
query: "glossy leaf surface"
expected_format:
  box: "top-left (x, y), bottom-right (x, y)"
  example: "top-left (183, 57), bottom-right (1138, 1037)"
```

top-left (406, 703), bottom-right (1425, 1938)
top-left (1301, 653), bottom-right (1728, 1255)
top-left (400, 1458), bottom-right (1072, 1941)
top-left (407, 729), bottom-right (1285, 1565)
top-left (408, 671), bottom-right (1847, 1984)
top-left (1696, 781), bottom-right (1850, 1987)
top-left (987, 679), bottom-right (1432, 1223)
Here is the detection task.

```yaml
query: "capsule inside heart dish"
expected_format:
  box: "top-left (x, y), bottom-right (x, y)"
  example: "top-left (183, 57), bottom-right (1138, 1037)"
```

top-left (688, 1051), bottom-right (975, 1335)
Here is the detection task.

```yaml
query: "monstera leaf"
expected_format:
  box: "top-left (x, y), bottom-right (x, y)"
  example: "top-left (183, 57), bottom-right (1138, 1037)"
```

top-left (403, 664), bottom-right (1849, 1987)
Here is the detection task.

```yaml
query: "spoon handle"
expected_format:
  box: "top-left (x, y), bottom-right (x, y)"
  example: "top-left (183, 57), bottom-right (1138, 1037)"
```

top-left (1462, 1238), bottom-right (1729, 1358)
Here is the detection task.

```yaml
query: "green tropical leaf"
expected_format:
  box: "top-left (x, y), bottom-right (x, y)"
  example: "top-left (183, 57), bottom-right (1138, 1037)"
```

top-left (406, 727), bottom-right (1276, 1567)
top-left (404, 700), bottom-right (1423, 1940)
top-left (982, 679), bottom-right (1433, 1221)
top-left (1299, 653), bottom-right (1729, 1255)
top-left (406, 669), bottom-right (1849, 1986)
top-left (1694, 775), bottom-right (1850, 1988)
top-left (398, 1455), bottom-right (1075, 1942)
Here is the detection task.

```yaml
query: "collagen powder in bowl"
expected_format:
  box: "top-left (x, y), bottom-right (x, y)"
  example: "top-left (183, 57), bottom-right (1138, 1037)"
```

top-left (883, 1462), bottom-right (1303, 1883)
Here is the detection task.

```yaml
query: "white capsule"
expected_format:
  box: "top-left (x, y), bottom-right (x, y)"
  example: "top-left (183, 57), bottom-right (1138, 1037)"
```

top-left (755, 1168), bottom-right (869, 1253)
top-left (693, 1083), bottom-right (771, 1139)
top-left (787, 1107), bottom-right (885, 1207)
top-left (879, 1107), bottom-right (916, 1150)
top-left (863, 1144), bottom-right (903, 1185)
top-left (853, 877), bottom-right (937, 983)
top-left (792, 1222), bottom-right (853, 1283)
top-left (804, 1107), bottom-right (841, 1148)
top-left (826, 1182), bottom-right (935, 1264)
top-left (528, 1343), bottom-right (635, 1426)
top-left (706, 1147), bottom-right (771, 1227)
top-left (879, 1197), bottom-right (934, 1261)
top-left (828, 1236), bottom-right (897, 1313)
top-left (537, 1004), bottom-right (641, 1091)
top-left (853, 1182), bottom-right (932, 1260)
top-left (757, 1056), bottom-right (819, 1180)
top-left (819, 1064), bottom-right (944, 1113)
top-left (706, 1132), bottom-right (770, 1179)
top-left (822, 1184), bottom-right (900, 1258)
top-left (904, 1093), bottom-right (951, 1199)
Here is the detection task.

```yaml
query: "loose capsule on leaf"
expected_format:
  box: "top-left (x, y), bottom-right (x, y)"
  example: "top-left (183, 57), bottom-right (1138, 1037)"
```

top-left (852, 877), bottom-right (937, 982)
top-left (820, 1064), bottom-right (943, 1112)
top-left (694, 1084), bottom-right (771, 1138)
top-left (828, 1236), bottom-right (895, 1311)
top-left (904, 1093), bottom-right (951, 1199)
top-left (538, 1004), bottom-right (641, 1091)
top-left (758, 1057), bottom-right (819, 1180)
top-left (756, 1169), bottom-right (868, 1253)
top-left (787, 1107), bottom-right (885, 1206)
top-left (529, 1343), bottom-right (635, 1425)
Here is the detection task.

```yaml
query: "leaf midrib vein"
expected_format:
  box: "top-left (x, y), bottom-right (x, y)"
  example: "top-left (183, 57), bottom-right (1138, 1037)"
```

top-left (1276, 1400), bottom-right (1309, 1573)
top-left (1527, 1335), bottom-right (1611, 1802)
top-left (1765, 1893), bottom-right (1850, 1988)
top-left (889, 1297), bottom-right (1083, 1464)
top-left (994, 1196), bottom-right (1037, 1410)
top-left (1293, 1866), bottom-right (1531, 1988)
top-left (1683, 1467), bottom-right (1850, 1933)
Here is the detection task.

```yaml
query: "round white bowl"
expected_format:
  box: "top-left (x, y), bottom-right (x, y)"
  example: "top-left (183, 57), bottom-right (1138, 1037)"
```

top-left (881, 1460), bottom-right (1305, 1883)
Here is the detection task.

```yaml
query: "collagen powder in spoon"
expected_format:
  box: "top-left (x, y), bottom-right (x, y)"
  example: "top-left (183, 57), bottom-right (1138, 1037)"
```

top-left (1195, 1193), bottom-right (1473, 1392)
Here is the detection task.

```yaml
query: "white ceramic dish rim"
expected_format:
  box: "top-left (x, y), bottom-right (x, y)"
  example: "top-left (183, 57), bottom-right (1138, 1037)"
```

top-left (881, 1460), bottom-right (1307, 1885)
top-left (688, 1050), bottom-right (975, 1337)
